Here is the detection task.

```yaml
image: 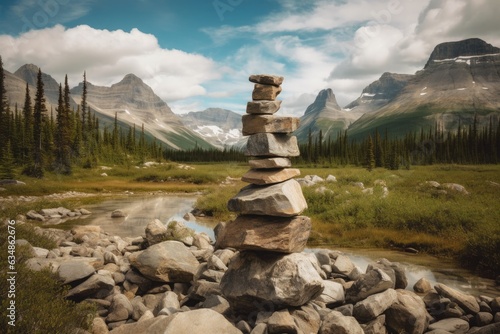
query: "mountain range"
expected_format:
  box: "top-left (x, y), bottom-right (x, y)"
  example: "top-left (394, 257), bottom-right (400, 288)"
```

top-left (4, 66), bottom-right (214, 150)
top-left (4, 38), bottom-right (500, 148)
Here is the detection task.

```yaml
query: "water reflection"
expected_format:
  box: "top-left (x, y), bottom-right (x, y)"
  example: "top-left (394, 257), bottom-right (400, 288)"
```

top-left (79, 195), bottom-right (198, 238)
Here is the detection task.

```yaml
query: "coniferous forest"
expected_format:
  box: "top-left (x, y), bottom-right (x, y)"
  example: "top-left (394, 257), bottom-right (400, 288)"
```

top-left (0, 55), bottom-right (499, 179)
top-left (0, 57), bottom-right (163, 179)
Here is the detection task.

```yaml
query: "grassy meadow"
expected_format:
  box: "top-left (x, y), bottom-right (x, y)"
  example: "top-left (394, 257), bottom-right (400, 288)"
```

top-left (1, 162), bottom-right (499, 277)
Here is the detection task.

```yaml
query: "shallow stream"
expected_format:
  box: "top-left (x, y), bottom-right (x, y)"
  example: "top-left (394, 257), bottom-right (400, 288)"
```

top-left (74, 195), bottom-right (499, 297)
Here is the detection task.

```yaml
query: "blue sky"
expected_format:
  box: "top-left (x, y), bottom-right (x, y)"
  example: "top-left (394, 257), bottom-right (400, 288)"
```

top-left (1, 0), bottom-right (500, 116)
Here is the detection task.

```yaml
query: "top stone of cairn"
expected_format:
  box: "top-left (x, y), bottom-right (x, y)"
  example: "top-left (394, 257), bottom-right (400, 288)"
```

top-left (249, 74), bottom-right (284, 87)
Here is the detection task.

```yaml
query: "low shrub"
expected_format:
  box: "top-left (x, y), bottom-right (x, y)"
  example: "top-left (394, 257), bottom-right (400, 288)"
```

top-left (0, 223), bottom-right (96, 333)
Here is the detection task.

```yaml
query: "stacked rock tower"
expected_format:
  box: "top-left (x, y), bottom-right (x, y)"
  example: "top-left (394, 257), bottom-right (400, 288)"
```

top-left (216, 75), bottom-right (324, 312)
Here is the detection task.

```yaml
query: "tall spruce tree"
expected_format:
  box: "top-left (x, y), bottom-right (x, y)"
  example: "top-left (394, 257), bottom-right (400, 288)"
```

top-left (0, 56), bottom-right (8, 158)
top-left (365, 135), bottom-right (375, 172)
top-left (30, 68), bottom-right (47, 178)
top-left (22, 83), bottom-right (33, 160)
top-left (81, 71), bottom-right (88, 138)
top-left (54, 80), bottom-right (71, 174)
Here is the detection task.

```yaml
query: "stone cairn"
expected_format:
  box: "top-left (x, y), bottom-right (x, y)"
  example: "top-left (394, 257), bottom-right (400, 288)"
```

top-left (215, 74), bottom-right (324, 312)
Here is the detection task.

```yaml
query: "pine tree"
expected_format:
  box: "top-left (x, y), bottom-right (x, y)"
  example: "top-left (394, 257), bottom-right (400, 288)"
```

top-left (0, 56), bottom-right (8, 158)
top-left (29, 68), bottom-right (47, 178)
top-left (374, 129), bottom-right (385, 167)
top-left (22, 83), bottom-right (33, 161)
top-left (54, 80), bottom-right (72, 174)
top-left (365, 135), bottom-right (375, 172)
top-left (81, 71), bottom-right (88, 138)
top-left (0, 141), bottom-right (15, 179)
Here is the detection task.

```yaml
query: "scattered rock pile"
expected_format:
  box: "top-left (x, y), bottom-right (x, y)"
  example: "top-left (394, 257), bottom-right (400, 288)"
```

top-left (216, 74), bottom-right (321, 312)
top-left (16, 219), bottom-right (500, 334)
top-left (25, 206), bottom-right (92, 222)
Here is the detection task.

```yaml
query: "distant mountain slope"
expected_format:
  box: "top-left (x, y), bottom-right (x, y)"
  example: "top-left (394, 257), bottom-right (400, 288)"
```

top-left (347, 38), bottom-right (500, 139)
top-left (344, 72), bottom-right (413, 114)
top-left (4, 65), bottom-right (214, 150)
top-left (180, 108), bottom-right (243, 148)
top-left (294, 88), bottom-right (362, 143)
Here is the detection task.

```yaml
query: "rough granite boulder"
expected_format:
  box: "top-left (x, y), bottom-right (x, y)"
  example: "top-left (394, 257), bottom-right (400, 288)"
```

top-left (252, 83), bottom-right (282, 100)
top-left (353, 288), bottom-right (398, 323)
top-left (345, 268), bottom-right (394, 303)
top-left (435, 283), bottom-right (480, 314)
top-left (66, 271), bottom-right (115, 300)
top-left (242, 114), bottom-right (299, 135)
top-left (385, 290), bottom-right (429, 334)
top-left (241, 168), bottom-right (300, 185)
top-left (57, 258), bottom-right (98, 285)
top-left (220, 251), bottom-right (324, 312)
top-left (248, 157), bottom-right (292, 169)
top-left (214, 215), bottom-right (311, 253)
top-left (245, 133), bottom-right (300, 157)
top-left (227, 179), bottom-right (307, 217)
top-left (145, 219), bottom-right (168, 246)
top-left (249, 74), bottom-right (284, 86)
top-left (319, 311), bottom-right (364, 334)
top-left (129, 241), bottom-right (199, 283)
top-left (246, 100), bottom-right (282, 114)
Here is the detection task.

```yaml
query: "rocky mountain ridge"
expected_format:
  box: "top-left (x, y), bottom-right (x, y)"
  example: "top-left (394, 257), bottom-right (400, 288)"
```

top-left (294, 88), bottom-right (362, 142)
top-left (346, 38), bottom-right (500, 139)
top-left (4, 66), bottom-right (214, 150)
top-left (301, 38), bottom-right (500, 141)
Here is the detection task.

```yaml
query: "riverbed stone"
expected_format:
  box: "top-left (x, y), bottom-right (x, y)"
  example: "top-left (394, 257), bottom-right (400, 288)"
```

top-left (107, 294), bottom-right (133, 323)
top-left (435, 283), bottom-right (480, 314)
top-left (66, 271), bottom-right (115, 300)
top-left (241, 168), bottom-right (300, 185)
top-left (414, 277), bottom-right (433, 293)
top-left (316, 280), bottom-right (345, 306)
top-left (227, 179), bottom-right (307, 217)
top-left (220, 251), bottom-right (324, 312)
top-left (249, 74), bottom-right (284, 87)
top-left (248, 157), bottom-right (292, 169)
top-left (57, 259), bottom-right (97, 284)
top-left (428, 318), bottom-right (469, 333)
top-left (245, 133), bottom-right (300, 157)
top-left (242, 115), bottom-right (299, 135)
top-left (129, 240), bottom-right (199, 283)
top-left (145, 219), bottom-right (168, 246)
top-left (476, 312), bottom-right (493, 326)
top-left (319, 311), bottom-right (364, 334)
top-left (385, 290), bottom-right (429, 334)
top-left (246, 100), bottom-right (282, 115)
top-left (353, 288), bottom-right (398, 322)
top-left (27, 209), bottom-right (45, 221)
top-left (345, 268), bottom-right (394, 303)
top-left (215, 215), bottom-right (311, 253)
top-left (362, 315), bottom-right (388, 334)
top-left (111, 210), bottom-right (126, 218)
top-left (252, 83), bottom-right (282, 100)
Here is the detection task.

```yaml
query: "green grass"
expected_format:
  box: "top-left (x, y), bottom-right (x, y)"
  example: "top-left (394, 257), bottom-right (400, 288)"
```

top-left (195, 164), bottom-right (500, 278)
top-left (2, 162), bottom-right (499, 278)
top-left (0, 222), bottom-right (96, 333)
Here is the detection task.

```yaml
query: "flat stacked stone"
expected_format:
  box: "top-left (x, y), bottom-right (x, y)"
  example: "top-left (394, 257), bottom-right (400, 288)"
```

top-left (218, 74), bottom-right (322, 312)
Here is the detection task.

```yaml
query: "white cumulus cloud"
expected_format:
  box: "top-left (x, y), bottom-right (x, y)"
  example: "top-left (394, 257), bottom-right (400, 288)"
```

top-left (0, 24), bottom-right (220, 101)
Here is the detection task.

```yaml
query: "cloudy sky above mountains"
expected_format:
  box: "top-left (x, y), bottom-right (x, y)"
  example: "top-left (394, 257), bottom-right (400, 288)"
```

top-left (0, 0), bottom-right (499, 116)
